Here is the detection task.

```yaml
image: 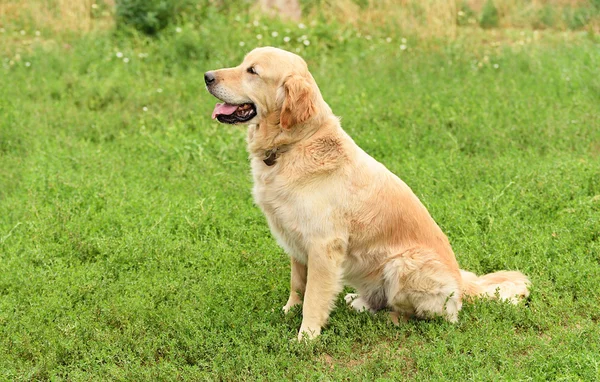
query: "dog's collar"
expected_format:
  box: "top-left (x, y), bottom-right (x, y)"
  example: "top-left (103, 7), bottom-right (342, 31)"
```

top-left (263, 145), bottom-right (291, 166)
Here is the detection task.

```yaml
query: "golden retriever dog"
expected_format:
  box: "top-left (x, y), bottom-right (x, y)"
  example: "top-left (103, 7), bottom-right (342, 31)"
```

top-left (205, 47), bottom-right (530, 340)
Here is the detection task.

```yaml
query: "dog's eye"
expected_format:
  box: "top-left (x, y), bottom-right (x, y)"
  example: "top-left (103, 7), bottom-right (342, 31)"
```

top-left (247, 66), bottom-right (258, 75)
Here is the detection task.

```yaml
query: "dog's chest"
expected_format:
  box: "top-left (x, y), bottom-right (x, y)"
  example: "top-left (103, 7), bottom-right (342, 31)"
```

top-left (250, 159), bottom-right (340, 263)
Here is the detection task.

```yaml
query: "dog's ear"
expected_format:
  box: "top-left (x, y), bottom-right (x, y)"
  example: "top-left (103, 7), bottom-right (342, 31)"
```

top-left (280, 74), bottom-right (316, 129)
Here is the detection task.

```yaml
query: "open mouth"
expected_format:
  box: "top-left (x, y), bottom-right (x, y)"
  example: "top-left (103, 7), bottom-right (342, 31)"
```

top-left (211, 103), bottom-right (257, 124)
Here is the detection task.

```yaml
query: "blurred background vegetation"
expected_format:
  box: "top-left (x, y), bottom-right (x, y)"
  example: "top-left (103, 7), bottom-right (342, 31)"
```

top-left (1, 0), bottom-right (599, 38)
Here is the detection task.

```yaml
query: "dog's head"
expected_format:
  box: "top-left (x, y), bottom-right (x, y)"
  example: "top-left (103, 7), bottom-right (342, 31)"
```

top-left (205, 47), bottom-right (318, 129)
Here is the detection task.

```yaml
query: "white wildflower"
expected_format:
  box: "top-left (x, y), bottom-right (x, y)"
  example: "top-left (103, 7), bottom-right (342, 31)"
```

top-left (401, 37), bottom-right (407, 43)
top-left (283, 36), bottom-right (290, 43)
top-left (493, 63), bottom-right (499, 69)
top-left (253, 20), bottom-right (259, 27)
top-left (35, 31), bottom-right (40, 36)
top-left (25, 62), bottom-right (31, 67)
top-left (400, 44), bottom-right (407, 50)
top-left (143, 106), bottom-right (148, 112)
top-left (91, 3), bottom-right (98, 9)
top-left (303, 40), bottom-right (310, 46)
top-left (20, 30), bottom-right (26, 35)
top-left (256, 34), bottom-right (262, 40)
top-left (298, 23), bottom-right (306, 29)
top-left (157, 88), bottom-right (163, 93)
top-left (116, 52), bottom-right (123, 58)
top-left (176, 27), bottom-right (182, 33)
top-left (239, 41), bottom-right (245, 46)
top-left (271, 31), bottom-right (278, 37)
top-left (123, 57), bottom-right (129, 63)
top-left (386, 37), bottom-right (392, 43)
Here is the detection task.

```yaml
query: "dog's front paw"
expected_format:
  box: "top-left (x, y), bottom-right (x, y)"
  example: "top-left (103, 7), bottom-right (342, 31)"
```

top-left (297, 325), bottom-right (321, 341)
top-left (282, 301), bottom-right (300, 314)
top-left (282, 293), bottom-right (303, 314)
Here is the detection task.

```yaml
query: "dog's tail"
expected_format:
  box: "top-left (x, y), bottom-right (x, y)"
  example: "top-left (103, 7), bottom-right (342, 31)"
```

top-left (460, 269), bottom-right (530, 304)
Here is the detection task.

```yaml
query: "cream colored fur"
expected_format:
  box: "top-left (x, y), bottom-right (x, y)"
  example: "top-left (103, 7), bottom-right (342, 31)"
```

top-left (206, 47), bottom-right (530, 340)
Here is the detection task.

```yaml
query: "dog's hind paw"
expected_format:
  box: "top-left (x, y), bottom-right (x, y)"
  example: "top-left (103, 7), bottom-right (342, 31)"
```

top-left (344, 293), bottom-right (359, 304)
top-left (344, 293), bottom-right (374, 313)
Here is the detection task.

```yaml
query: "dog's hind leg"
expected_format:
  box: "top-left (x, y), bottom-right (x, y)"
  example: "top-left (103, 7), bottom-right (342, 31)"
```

top-left (383, 247), bottom-right (462, 323)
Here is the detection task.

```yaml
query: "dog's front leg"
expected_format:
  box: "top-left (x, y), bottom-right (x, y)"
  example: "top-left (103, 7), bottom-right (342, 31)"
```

top-left (298, 240), bottom-right (345, 341)
top-left (283, 257), bottom-right (307, 313)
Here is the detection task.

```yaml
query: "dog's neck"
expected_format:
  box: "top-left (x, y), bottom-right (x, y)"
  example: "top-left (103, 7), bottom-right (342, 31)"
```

top-left (246, 112), bottom-right (323, 159)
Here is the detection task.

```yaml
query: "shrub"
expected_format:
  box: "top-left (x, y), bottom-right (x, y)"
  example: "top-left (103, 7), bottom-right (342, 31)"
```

top-left (115, 0), bottom-right (253, 35)
top-left (479, 0), bottom-right (499, 29)
top-left (534, 5), bottom-right (556, 29)
top-left (115, 0), bottom-right (194, 35)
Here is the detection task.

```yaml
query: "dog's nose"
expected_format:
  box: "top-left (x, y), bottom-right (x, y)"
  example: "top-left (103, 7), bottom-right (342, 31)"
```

top-left (204, 71), bottom-right (216, 85)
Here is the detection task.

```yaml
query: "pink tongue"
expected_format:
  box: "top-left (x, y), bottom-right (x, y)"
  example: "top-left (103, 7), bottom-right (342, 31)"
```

top-left (212, 103), bottom-right (239, 119)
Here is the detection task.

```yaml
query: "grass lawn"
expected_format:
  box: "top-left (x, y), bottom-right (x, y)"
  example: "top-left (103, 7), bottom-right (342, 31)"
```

top-left (1, 12), bottom-right (600, 380)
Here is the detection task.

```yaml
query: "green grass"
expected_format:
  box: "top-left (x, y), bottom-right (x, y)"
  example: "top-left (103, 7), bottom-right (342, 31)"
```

top-left (1, 13), bottom-right (600, 380)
